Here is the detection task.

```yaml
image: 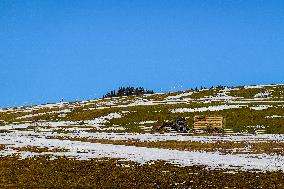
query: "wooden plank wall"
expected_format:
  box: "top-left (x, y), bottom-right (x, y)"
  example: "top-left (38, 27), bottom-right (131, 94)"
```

top-left (193, 116), bottom-right (223, 129)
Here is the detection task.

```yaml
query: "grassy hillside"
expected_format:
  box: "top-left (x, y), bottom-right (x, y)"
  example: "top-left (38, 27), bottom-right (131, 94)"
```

top-left (0, 84), bottom-right (283, 134)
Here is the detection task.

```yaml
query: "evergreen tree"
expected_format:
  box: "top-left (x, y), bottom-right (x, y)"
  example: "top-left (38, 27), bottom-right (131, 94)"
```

top-left (103, 86), bottom-right (154, 98)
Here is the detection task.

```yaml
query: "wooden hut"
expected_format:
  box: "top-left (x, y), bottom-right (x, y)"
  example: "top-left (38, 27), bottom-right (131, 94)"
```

top-left (193, 115), bottom-right (224, 130)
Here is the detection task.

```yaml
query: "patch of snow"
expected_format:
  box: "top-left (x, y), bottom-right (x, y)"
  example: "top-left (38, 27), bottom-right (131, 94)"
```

top-left (38, 121), bottom-right (80, 127)
top-left (15, 109), bottom-right (72, 120)
top-left (250, 105), bottom-right (272, 110)
top-left (32, 102), bottom-right (67, 109)
top-left (102, 126), bottom-right (126, 131)
top-left (138, 120), bottom-right (158, 124)
top-left (0, 131), bottom-right (283, 172)
top-left (199, 93), bottom-right (238, 102)
top-left (166, 92), bottom-right (193, 99)
top-left (0, 123), bottom-right (30, 130)
top-left (244, 85), bottom-right (265, 89)
top-left (62, 132), bottom-right (284, 143)
top-left (121, 111), bottom-right (130, 114)
top-left (143, 93), bottom-right (157, 96)
top-left (82, 107), bottom-right (97, 111)
top-left (103, 112), bottom-right (122, 119)
top-left (231, 100), bottom-right (284, 104)
top-left (265, 115), bottom-right (284, 119)
top-left (222, 87), bottom-right (240, 91)
top-left (246, 125), bottom-right (267, 129)
top-left (84, 113), bottom-right (123, 126)
top-left (254, 91), bottom-right (272, 98)
top-left (171, 104), bottom-right (247, 113)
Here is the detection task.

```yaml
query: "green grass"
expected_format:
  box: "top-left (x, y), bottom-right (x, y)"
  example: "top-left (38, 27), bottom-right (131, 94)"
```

top-left (4, 101), bottom-right (284, 133)
top-left (229, 87), bottom-right (266, 98)
top-left (1, 85), bottom-right (284, 133)
top-left (189, 89), bottom-right (220, 99)
top-left (175, 105), bottom-right (284, 133)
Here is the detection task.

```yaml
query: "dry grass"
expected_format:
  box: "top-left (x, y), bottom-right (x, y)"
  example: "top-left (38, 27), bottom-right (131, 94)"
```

top-left (13, 146), bottom-right (68, 153)
top-left (0, 156), bottom-right (282, 188)
top-left (0, 144), bottom-right (6, 151)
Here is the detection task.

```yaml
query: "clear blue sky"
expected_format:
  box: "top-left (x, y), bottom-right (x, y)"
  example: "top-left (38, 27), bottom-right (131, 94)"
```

top-left (1, 0), bottom-right (283, 107)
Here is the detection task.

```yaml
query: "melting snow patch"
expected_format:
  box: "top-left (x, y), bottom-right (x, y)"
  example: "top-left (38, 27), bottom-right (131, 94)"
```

top-left (84, 113), bottom-right (123, 126)
top-left (250, 105), bottom-right (272, 110)
top-left (38, 121), bottom-right (80, 127)
top-left (171, 104), bottom-right (246, 113)
top-left (102, 126), bottom-right (125, 131)
top-left (246, 125), bottom-right (267, 129)
top-left (15, 109), bottom-right (72, 119)
top-left (0, 123), bottom-right (30, 130)
top-left (63, 132), bottom-right (284, 143)
top-left (265, 115), bottom-right (284, 119)
top-left (102, 112), bottom-right (122, 119)
top-left (244, 85), bottom-right (265, 89)
top-left (0, 131), bottom-right (283, 172)
top-left (137, 120), bottom-right (158, 124)
top-left (199, 93), bottom-right (238, 102)
top-left (166, 92), bottom-right (193, 99)
top-left (254, 91), bottom-right (272, 98)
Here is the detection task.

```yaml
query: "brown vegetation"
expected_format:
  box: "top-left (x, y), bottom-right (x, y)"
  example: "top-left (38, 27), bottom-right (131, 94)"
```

top-left (0, 156), bottom-right (283, 188)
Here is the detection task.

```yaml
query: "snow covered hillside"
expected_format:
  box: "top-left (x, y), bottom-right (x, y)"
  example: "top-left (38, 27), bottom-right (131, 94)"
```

top-left (0, 84), bottom-right (283, 172)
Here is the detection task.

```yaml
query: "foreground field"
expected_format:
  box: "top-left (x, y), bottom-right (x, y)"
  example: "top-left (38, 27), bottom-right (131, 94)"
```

top-left (0, 157), bottom-right (283, 188)
top-left (0, 129), bottom-right (283, 172)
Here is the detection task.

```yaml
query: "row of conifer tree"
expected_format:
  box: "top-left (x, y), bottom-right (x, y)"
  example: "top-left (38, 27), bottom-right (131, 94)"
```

top-left (103, 87), bottom-right (154, 98)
